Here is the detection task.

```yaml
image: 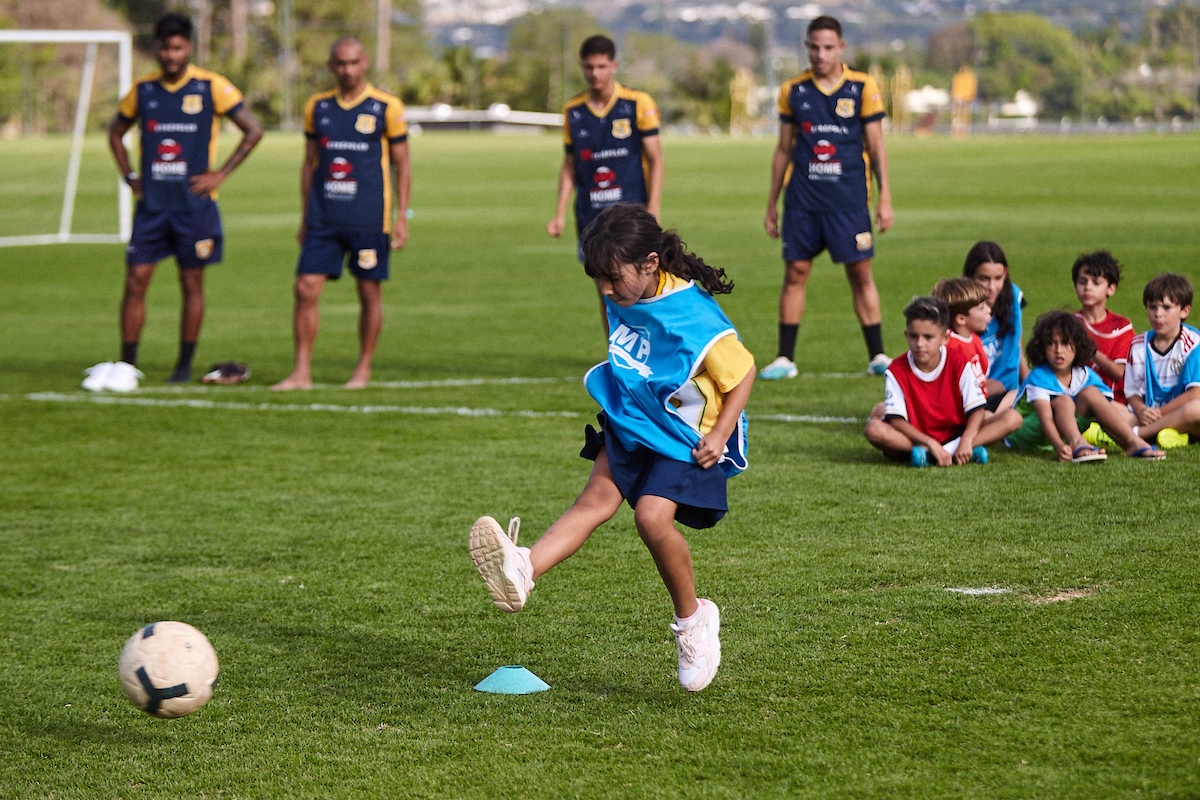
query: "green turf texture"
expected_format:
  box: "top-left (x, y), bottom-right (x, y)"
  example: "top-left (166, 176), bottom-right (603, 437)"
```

top-left (1, 131), bottom-right (1198, 798)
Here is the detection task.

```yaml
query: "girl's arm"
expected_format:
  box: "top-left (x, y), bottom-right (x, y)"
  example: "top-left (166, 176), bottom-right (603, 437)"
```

top-left (692, 367), bottom-right (754, 469)
top-left (1031, 398), bottom-right (1071, 460)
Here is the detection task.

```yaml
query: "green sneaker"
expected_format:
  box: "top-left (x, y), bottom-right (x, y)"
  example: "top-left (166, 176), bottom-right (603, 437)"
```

top-left (1082, 422), bottom-right (1118, 450)
top-left (1157, 428), bottom-right (1190, 449)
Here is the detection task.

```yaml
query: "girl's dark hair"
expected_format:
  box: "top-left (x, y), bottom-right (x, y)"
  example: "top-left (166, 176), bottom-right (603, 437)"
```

top-left (1026, 311), bottom-right (1095, 369)
top-left (962, 240), bottom-right (1014, 338)
top-left (580, 204), bottom-right (734, 295)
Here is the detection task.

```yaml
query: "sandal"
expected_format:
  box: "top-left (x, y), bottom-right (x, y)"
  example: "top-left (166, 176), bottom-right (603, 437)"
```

top-left (1071, 444), bottom-right (1107, 463)
top-left (1128, 446), bottom-right (1166, 461)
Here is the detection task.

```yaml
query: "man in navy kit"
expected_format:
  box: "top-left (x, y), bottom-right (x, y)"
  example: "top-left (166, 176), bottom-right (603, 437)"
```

top-left (101, 13), bottom-right (263, 389)
top-left (271, 37), bottom-right (411, 391)
top-left (548, 35), bottom-right (663, 330)
top-left (761, 15), bottom-right (893, 380)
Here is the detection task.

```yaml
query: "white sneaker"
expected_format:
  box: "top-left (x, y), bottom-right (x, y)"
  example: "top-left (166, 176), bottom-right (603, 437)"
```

top-left (671, 599), bottom-right (721, 692)
top-left (469, 515), bottom-right (534, 613)
top-left (81, 362), bottom-right (115, 392)
top-left (867, 353), bottom-right (890, 376)
top-left (104, 361), bottom-right (143, 392)
top-left (759, 356), bottom-right (798, 381)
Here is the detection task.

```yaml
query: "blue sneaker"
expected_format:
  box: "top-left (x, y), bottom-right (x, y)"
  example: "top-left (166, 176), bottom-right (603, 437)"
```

top-left (759, 356), bottom-right (798, 381)
top-left (910, 446), bottom-right (930, 468)
top-left (867, 353), bottom-right (890, 376)
top-left (971, 445), bottom-right (989, 464)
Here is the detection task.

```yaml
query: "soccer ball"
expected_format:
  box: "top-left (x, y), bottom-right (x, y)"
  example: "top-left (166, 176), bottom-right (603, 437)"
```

top-left (118, 621), bottom-right (219, 718)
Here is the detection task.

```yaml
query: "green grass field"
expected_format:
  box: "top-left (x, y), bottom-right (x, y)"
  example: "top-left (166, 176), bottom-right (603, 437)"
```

top-left (1, 131), bottom-right (1199, 798)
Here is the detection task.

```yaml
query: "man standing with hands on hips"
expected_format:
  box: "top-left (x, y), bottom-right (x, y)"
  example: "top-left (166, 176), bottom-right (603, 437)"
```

top-left (95, 12), bottom-right (262, 391)
top-left (761, 15), bottom-right (893, 380)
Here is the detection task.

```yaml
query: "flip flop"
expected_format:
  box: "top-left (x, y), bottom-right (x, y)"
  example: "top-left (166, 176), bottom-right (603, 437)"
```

top-left (1071, 444), bottom-right (1107, 463)
top-left (1129, 446), bottom-right (1166, 461)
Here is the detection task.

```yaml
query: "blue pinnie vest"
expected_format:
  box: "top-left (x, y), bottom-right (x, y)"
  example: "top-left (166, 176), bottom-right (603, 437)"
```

top-left (1143, 324), bottom-right (1200, 406)
top-left (584, 281), bottom-right (748, 478)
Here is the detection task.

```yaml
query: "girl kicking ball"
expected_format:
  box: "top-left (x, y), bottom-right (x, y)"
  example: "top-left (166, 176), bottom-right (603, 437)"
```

top-left (469, 204), bottom-right (754, 692)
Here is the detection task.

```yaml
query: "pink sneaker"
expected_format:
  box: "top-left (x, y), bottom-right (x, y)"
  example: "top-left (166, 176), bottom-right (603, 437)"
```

top-left (670, 599), bottom-right (721, 691)
top-left (469, 516), bottom-right (534, 612)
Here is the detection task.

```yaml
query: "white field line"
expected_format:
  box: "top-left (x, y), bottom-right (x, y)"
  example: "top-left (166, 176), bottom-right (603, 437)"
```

top-left (133, 376), bottom-right (574, 393)
top-left (16, 390), bottom-right (865, 424)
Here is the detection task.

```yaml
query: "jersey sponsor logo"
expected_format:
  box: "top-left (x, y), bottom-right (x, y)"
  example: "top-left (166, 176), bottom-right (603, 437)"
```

top-left (320, 138), bottom-right (370, 152)
top-left (836, 98), bottom-right (856, 118)
top-left (608, 323), bottom-right (653, 377)
top-left (357, 249), bottom-right (378, 269)
top-left (611, 118), bottom-right (632, 139)
top-left (579, 146), bottom-right (630, 162)
top-left (145, 120), bottom-right (199, 133)
top-left (181, 94), bottom-right (203, 115)
top-left (157, 139), bottom-right (183, 161)
top-left (803, 121), bottom-right (851, 135)
top-left (589, 166), bottom-right (623, 205)
top-left (324, 157), bottom-right (358, 199)
top-left (808, 138), bottom-right (842, 179)
top-left (355, 114), bottom-right (377, 135)
top-left (194, 238), bottom-right (214, 260)
top-left (151, 138), bottom-right (188, 179)
top-left (813, 139), bottom-right (837, 161)
top-left (856, 232), bottom-right (872, 251)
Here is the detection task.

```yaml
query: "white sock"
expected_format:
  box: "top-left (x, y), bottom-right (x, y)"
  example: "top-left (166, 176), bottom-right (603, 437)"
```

top-left (674, 600), bottom-right (705, 628)
top-left (1132, 425), bottom-right (1140, 437)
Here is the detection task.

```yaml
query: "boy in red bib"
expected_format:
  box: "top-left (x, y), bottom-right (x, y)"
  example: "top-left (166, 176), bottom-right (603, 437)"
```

top-left (864, 296), bottom-right (1021, 467)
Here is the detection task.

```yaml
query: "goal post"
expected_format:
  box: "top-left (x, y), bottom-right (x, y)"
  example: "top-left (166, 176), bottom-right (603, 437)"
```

top-left (0, 29), bottom-right (133, 246)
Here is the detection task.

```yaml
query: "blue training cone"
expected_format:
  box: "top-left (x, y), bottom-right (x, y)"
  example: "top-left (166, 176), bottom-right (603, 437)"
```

top-left (474, 665), bottom-right (550, 694)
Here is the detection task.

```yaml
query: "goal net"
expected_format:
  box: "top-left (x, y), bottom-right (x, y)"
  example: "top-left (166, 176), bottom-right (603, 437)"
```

top-left (0, 29), bottom-right (132, 246)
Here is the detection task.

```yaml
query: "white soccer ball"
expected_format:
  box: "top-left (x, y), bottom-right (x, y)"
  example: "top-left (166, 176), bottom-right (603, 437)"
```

top-left (118, 621), bottom-right (219, 718)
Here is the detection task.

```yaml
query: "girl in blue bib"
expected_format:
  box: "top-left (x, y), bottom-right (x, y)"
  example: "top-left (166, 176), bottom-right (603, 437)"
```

top-left (469, 204), bottom-right (755, 692)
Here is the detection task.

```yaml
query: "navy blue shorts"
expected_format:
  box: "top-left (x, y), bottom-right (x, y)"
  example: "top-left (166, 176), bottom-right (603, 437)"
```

top-left (580, 416), bottom-right (727, 530)
top-left (298, 228), bottom-right (390, 281)
top-left (126, 200), bottom-right (223, 268)
top-left (782, 205), bottom-right (874, 264)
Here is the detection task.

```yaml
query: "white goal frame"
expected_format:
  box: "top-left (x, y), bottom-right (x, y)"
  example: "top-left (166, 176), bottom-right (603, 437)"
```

top-left (0, 30), bottom-right (133, 246)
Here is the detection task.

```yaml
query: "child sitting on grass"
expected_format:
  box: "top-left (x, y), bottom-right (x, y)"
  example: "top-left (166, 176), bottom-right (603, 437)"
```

top-left (963, 240), bottom-right (1028, 405)
top-left (1072, 250), bottom-right (1135, 405)
top-left (1008, 311), bottom-right (1164, 462)
top-left (1125, 272), bottom-right (1200, 448)
top-left (932, 277), bottom-right (990, 397)
top-left (864, 296), bottom-right (1021, 467)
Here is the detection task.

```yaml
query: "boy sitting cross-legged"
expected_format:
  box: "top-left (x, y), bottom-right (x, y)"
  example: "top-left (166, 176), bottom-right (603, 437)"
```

top-left (1125, 272), bottom-right (1200, 448)
top-left (1072, 250), bottom-right (1135, 405)
top-left (864, 296), bottom-right (1021, 467)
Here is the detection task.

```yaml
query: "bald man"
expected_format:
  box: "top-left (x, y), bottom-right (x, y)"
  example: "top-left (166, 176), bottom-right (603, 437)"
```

top-left (273, 37), bottom-right (412, 391)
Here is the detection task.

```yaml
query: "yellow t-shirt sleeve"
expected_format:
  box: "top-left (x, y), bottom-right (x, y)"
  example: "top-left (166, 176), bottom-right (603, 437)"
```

top-left (703, 334), bottom-right (755, 392)
top-left (861, 73), bottom-right (886, 119)
top-left (386, 96), bottom-right (408, 139)
top-left (118, 83), bottom-right (140, 119)
top-left (209, 73), bottom-right (244, 116)
top-left (636, 93), bottom-right (660, 133)
top-left (302, 95), bottom-right (318, 136)
top-left (776, 82), bottom-right (792, 118)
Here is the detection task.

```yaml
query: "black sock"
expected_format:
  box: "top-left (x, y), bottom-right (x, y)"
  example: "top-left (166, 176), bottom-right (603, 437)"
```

top-left (777, 324), bottom-right (799, 361)
top-left (121, 342), bottom-right (138, 366)
top-left (176, 340), bottom-right (197, 370)
top-left (862, 324), bottom-right (884, 358)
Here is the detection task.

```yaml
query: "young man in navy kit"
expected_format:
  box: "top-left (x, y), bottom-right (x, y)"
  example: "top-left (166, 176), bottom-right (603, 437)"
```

top-left (271, 37), bottom-right (411, 391)
top-left (761, 15), bottom-right (893, 380)
top-left (98, 12), bottom-right (262, 390)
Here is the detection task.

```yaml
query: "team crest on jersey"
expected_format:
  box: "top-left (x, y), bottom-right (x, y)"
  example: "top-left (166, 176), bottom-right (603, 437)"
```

top-left (355, 114), bottom-right (377, 134)
top-left (608, 323), bottom-right (653, 377)
top-left (836, 98), bottom-right (856, 118)
top-left (357, 249), bottom-right (378, 269)
top-left (856, 232), bottom-right (872, 251)
top-left (181, 94), bottom-right (204, 115)
top-left (195, 239), bottom-right (214, 259)
top-left (611, 118), bottom-right (632, 139)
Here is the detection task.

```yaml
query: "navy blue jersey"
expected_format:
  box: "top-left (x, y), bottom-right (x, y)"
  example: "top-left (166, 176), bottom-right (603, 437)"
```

top-left (562, 84), bottom-right (659, 234)
top-left (303, 85), bottom-right (408, 233)
top-left (778, 67), bottom-right (886, 212)
top-left (118, 65), bottom-right (244, 214)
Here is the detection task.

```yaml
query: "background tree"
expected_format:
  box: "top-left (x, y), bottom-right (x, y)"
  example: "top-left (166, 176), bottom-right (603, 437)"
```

top-left (971, 12), bottom-right (1081, 117)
